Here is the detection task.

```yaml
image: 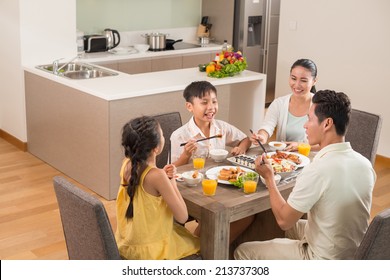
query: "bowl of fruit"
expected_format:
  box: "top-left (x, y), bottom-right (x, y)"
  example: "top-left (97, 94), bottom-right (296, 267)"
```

top-left (198, 50), bottom-right (247, 78)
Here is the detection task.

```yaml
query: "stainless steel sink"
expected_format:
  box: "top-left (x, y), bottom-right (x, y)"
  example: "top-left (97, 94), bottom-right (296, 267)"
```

top-left (36, 62), bottom-right (118, 79)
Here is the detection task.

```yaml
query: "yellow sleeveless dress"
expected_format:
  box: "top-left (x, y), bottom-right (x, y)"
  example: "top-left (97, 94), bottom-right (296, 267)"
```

top-left (115, 159), bottom-right (200, 260)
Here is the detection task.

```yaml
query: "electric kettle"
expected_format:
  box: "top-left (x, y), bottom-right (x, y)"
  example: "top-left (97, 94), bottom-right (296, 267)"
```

top-left (104, 28), bottom-right (120, 49)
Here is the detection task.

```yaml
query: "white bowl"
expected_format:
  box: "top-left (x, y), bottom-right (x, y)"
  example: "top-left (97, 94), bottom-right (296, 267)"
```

top-left (260, 174), bottom-right (281, 186)
top-left (133, 44), bottom-right (150, 52)
top-left (269, 141), bottom-right (287, 151)
top-left (209, 149), bottom-right (229, 162)
top-left (182, 171), bottom-right (203, 186)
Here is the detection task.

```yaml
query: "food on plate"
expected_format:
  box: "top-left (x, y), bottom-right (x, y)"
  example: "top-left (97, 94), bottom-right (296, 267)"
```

top-left (192, 170), bottom-right (199, 179)
top-left (230, 155), bottom-right (256, 169)
top-left (269, 158), bottom-right (297, 173)
top-left (269, 151), bottom-right (302, 165)
top-left (218, 167), bottom-right (244, 182)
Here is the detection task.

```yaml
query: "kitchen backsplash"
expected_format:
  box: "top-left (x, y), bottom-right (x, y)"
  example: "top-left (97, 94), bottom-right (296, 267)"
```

top-left (77, 0), bottom-right (201, 34)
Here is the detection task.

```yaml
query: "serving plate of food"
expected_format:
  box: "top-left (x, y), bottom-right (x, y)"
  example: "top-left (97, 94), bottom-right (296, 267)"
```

top-left (205, 166), bottom-right (254, 186)
top-left (227, 151), bottom-right (309, 178)
top-left (266, 151), bottom-right (310, 168)
top-left (227, 155), bottom-right (256, 169)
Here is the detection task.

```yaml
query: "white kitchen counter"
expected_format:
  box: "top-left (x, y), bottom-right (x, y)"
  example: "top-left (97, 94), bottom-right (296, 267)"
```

top-left (24, 65), bottom-right (265, 101)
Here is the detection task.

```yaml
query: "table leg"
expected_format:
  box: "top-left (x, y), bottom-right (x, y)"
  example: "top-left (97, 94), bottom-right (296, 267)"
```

top-left (200, 202), bottom-right (230, 260)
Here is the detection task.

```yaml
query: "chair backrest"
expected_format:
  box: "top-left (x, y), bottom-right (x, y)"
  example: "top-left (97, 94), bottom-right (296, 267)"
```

top-left (345, 108), bottom-right (382, 165)
top-left (153, 112), bottom-right (182, 168)
top-left (354, 208), bottom-right (390, 259)
top-left (53, 176), bottom-right (121, 260)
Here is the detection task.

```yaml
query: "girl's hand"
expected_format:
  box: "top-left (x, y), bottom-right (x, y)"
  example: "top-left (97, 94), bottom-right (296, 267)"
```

top-left (163, 164), bottom-right (177, 179)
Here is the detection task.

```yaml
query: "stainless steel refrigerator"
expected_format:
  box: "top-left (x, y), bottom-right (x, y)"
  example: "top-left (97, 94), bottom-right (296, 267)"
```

top-left (202, 0), bottom-right (280, 103)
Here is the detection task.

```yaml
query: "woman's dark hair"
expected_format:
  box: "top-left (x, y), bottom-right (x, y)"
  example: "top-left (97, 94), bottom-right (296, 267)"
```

top-left (121, 116), bottom-right (161, 219)
top-left (183, 81), bottom-right (217, 102)
top-left (312, 90), bottom-right (351, 136)
top-left (291, 58), bottom-right (318, 93)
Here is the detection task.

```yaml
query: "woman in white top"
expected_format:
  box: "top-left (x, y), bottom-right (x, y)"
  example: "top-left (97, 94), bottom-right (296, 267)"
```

top-left (251, 59), bottom-right (318, 151)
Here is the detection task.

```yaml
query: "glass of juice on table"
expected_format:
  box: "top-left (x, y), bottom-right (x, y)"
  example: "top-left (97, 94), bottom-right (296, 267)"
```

top-left (298, 143), bottom-right (311, 156)
top-left (242, 172), bottom-right (259, 194)
top-left (202, 175), bottom-right (218, 196)
top-left (192, 148), bottom-right (208, 171)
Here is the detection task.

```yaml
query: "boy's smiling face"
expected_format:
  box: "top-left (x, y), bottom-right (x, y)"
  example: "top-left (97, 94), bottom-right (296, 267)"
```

top-left (186, 90), bottom-right (218, 125)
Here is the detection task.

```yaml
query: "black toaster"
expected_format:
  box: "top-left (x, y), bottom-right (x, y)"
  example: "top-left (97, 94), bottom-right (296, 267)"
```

top-left (83, 35), bottom-right (108, 53)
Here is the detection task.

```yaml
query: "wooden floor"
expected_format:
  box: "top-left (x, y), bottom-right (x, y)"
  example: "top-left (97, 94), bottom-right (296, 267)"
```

top-left (1, 137), bottom-right (390, 260)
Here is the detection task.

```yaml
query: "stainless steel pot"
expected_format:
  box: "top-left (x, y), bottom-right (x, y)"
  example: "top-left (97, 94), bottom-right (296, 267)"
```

top-left (142, 32), bottom-right (168, 51)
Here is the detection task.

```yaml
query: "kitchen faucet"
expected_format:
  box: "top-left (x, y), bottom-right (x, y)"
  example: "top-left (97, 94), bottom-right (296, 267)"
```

top-left (52, 55), bottom-right (81, 75)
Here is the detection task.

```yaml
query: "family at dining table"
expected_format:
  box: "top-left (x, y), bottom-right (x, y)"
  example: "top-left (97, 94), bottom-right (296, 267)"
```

top-left (114, 58), bottom-right (376, 260)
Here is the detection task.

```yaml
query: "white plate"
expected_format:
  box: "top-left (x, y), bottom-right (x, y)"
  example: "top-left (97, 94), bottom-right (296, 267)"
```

top-left (205, 165), bottom-right (254, 185)
top-left (266, 151), bottom-right (310, 168)
top-left (108, 47), bottom-right (138, 55)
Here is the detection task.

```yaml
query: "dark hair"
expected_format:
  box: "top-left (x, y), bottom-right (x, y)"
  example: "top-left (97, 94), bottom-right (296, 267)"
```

top-left (312, 90), bottom-right (351, 136)
top-left (121, 116), bottom-right (161, 218)
top-left (291, 58), bottom-right (318, 93)
top-left (183, 81), bottom-right (217, 102)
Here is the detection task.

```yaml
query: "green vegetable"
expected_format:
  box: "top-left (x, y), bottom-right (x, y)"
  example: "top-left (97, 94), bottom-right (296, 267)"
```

top-left (231, 171), bottom-right (258, 188)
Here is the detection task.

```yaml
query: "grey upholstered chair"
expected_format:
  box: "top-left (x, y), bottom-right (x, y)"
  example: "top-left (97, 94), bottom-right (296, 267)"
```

top-left (354, 208), bottom-right (390, 259)
top-left (345, 108), bottom-right (382, 165)
top-left (153, 112), bottom-right (182, 168)
top-left (53, 176), bottom-right (121, 260)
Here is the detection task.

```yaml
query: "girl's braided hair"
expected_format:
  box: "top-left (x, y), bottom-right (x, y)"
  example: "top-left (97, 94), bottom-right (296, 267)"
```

top-left (121, 116), bottom-right (161, 218)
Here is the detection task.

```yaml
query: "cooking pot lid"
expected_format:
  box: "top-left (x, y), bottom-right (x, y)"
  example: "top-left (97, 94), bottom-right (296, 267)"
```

top-left (143, 32), bottom-right (168, 37)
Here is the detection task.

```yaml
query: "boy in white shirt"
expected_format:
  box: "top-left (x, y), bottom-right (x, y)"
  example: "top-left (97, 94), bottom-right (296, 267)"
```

top-left (170, 81), bottom-right (254, 244)
top-left (170, 81), bottom-right (251, 166)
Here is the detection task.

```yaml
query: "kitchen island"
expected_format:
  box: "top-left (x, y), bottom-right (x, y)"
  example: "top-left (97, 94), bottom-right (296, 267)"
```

top-left (24, 65), bottom-right (266, 200)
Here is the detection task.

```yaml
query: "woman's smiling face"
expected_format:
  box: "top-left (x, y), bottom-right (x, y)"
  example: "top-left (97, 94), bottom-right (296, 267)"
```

top-left (289, 65), bottom-right (317, 96)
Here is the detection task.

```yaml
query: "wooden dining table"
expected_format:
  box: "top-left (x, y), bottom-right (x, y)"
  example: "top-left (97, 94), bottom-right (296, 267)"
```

top-left (176, 146), bottom-right (305, 260)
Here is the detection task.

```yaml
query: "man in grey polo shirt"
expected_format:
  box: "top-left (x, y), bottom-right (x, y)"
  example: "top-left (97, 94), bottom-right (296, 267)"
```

top-left (234, 90), bottom-right (376, 260)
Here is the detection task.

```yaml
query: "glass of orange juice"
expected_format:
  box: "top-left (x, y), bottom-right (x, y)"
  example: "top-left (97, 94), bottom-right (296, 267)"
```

top-left (298, 143), bottom-right (311, 157)
top-left (242, 172), bottom-right (259, 194)
top-left (202, 175), bottom-right (218, 196)
top-left (192, 148), bottom-right (208, 171)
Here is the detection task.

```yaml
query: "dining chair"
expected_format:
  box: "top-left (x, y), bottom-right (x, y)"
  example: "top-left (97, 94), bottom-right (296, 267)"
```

top-left (153, 112), bottom-right (182, 168)
top-left (354, 208), bottom-right (390, 259)
top-left (53, 176), bottom-right (121, 260)
top-left (345, 108), bottom-right (382, 165)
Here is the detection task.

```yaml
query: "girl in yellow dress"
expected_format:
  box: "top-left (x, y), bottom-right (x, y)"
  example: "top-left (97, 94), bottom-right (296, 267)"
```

top-left (115, 116), bottom-right (200, 260)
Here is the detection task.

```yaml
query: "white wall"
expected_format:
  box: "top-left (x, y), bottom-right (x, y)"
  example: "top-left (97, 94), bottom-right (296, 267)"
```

top-left (0, 0), bottom-right (76, 142)
top-left (276, 0), bottom-right (390, 157)
top-left (0, 0), bottom-right (25, 141)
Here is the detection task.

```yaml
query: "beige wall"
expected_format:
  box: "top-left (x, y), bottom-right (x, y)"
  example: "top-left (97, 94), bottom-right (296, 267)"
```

top-left (276, 0), bottom-right (390, 157)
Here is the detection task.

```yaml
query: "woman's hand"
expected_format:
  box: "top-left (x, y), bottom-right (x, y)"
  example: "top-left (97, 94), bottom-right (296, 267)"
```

top-left (250, 130), bottom-right (267, 145)
top-left (284, 141), bottom-right (298, 152)
top-left (163, 164), bottom-right (177, 179)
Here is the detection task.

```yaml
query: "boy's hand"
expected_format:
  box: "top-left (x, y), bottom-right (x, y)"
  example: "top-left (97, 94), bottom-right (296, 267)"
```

top-left (163, 164), bottom-right (177, 179)
top-left (183, 139), bottom-right (197, 157)
top-left (231, 146), bottom-right (245, 156)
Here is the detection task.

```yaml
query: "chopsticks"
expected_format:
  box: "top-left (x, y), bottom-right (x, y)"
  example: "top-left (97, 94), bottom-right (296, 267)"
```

top-left (249, 129), bottom-right (267, 163)
top-left (179, 134), bottom-right (222, 147)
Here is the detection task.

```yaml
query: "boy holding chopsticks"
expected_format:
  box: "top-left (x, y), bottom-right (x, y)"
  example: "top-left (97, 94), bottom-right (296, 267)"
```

top-left (170, 81), bottom-right (251, 166)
